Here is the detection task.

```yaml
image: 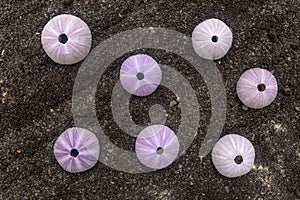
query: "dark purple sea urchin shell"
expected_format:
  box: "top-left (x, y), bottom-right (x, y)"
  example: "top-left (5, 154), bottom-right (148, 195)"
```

top-left (53, 127), bottom-right (100, 173)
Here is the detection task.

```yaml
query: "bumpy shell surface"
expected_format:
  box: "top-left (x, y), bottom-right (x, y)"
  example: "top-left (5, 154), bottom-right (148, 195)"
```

top-left (236, 68), bottom-right (278, 109)
top-left (192, 18), bottom-right (233, 60)
top-left (54, 127), bottom-right (100, 173)
top-left (120, 54), bottom-right (162, 96)
top-left (41, 14), bottom-right (92, 65)
top-left (212, 134), bottom-right (255, 178)
top-left (135, 125), bottom-right (179, 169)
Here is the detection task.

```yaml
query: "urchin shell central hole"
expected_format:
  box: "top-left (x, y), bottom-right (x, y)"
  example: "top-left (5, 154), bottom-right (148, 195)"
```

top-left (136, 72), bottom-right (144, 80)
top-left (234, 155), bottom-right (243, 164)
top-left (70, 149), bottom-right (79, 157)
top-left (58, 33), bottom-right (68, 44)
top-left (156, 147), bottom-right (164, 154)
top-left (211, 35), bottom-right (218, 43)
top-left (257, 84), bottom-right (266, 92)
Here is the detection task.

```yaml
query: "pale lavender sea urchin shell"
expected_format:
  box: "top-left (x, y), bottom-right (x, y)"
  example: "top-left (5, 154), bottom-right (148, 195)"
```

top-left (212, 134), bottom-right (255, 178)
top-left (192, 18), bottom-right (233, 60)
top-left (41, 14), bottom-right (92, 65)
top-left (236, 68), bottom-right (278, 109)
top-left (120, 54), bottom-right (162, 96)
top-left (53, 127), bottom-right (100, 173)
top-left (135, 125), bottom-right (179, 169)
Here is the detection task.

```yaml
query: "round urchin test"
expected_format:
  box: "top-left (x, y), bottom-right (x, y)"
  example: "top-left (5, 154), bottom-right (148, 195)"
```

top-left (212, 134), bottom-right (255, 178)
top-left (41, 14), bottom-right (92, 65)
top-left (192, 18), bottom-right (233, 60)
top-left (120, 54), bottom-right (162, 96)
top-left (135, 125), bottom-right (179, 169)
top-left (53, 127), bottom-right (100, 173)
top-left (236, 68), bottom-right (278, 109)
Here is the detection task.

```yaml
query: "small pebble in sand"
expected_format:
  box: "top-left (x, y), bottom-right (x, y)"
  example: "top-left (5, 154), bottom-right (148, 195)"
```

top-left (242, 105), bottom-right (248, 111)
top-left (169, 100), bottom-right (178, 107)
top-left (53, 127), bottom-right (100, 173)
top-left (225, 186), bottom-right (230, 193)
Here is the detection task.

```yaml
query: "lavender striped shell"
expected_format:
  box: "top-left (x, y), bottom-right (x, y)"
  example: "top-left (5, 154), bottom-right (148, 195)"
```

top-left (212, 134), bottom-right (255, 178)
top-left (53, 127), bottom-right (100, 173)
top-left (192, 18), bottom-right (233, 60)
top-left (236, 68), bottom-right (278, 109)
top-left (135, 125), bottom-right (179, 169)
top-left (120, 54), bottom-right (162, 96)
top-left (41, 14), bottom-right (92, 65)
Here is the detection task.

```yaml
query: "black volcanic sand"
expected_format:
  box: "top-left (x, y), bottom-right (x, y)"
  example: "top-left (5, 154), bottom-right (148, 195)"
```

top-left (0, 0), bottom-right (299, 199)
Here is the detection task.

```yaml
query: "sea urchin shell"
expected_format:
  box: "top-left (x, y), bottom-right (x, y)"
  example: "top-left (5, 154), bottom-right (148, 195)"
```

top-left (236, 68), bottom-right (278, 109)
top-left (192, 18), bottom-right (233, 60)
top-left (135, 125), bottom-right (179, 169)
top-left (41, 14), bottom-right (92, 65)
top-left (54, 127), bottom-right (100, 173)
top-left (120, 54), bottom-right (162, 96)
top-left (212, 134), bottom-right (255, 178)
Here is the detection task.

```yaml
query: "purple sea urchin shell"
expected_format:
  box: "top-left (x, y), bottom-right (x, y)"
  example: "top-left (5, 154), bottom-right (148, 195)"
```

top-left (192, 18), bottom-right (233, 60)
top-left (236, 68), bottom-right (278, 109)
top-left (135, 125), bottom-right (179, 169)
top-left (212, 134), bottom-right (255, 178)
top-left (41, 14), bottom-right (92, 65)
top-left (120, 54), bottom-right (162, 96)
top-left (53, 127), bottom-right (100, 173)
